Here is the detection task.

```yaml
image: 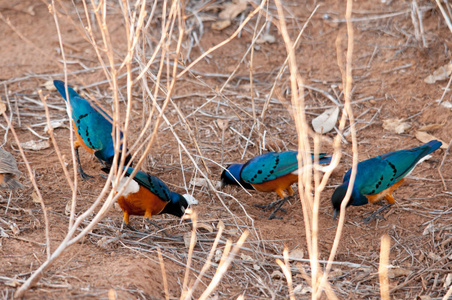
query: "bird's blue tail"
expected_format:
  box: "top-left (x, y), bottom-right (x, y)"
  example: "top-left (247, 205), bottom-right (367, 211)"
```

top-left (54, 80), bottom-right (80, 102)
top-left (424, 140), bottom-right (442, 155)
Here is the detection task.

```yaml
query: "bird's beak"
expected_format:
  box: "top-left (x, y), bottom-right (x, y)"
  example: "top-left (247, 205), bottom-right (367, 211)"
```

top-left (333, 209), bottom-right (339, 220)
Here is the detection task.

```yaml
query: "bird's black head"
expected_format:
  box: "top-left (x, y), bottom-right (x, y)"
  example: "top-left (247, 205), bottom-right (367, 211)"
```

top-left (331, 182), bottom-right (370, 219)
top-left (160, 192), bottom-right (189, 218)
top-left (331, 183), bottom-right (353, 219)
top-left (220, 164), bottom-right (254, 190)
top-left (104, 151), bottom-right (133, 169)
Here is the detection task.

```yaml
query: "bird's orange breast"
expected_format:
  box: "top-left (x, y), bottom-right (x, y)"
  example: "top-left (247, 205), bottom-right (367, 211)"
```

top-left (72, 120), bottom-right (95, 154)
top-left (251, 173), bottom-right (299, 199)
top-left (117, 185), bottom-right (168, 221)
top-left (365, 178), bottom-right (405, 204)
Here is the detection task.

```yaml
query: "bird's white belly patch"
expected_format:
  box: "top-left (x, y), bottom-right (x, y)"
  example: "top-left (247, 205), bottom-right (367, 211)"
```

top-left (112, 175), bottom-right (140, 197)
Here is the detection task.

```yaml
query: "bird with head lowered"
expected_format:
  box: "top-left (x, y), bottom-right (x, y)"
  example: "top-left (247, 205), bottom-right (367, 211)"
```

top-left (104, 166), bottom-right (197, 233)
top-left (331, 140), bottom-right (442, 222)
top-left (54, 80), bottom-right (131, 180)
top-left (220, 151), bottom-right (332, 219)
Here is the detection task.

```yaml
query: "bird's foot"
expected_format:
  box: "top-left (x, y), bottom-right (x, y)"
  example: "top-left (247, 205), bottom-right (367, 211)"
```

top-left (79, 167), bottom-right (94, 181)
top-left (124, 223), bottom-right (138, 232)
top-left (363, 204), bottom-right (393, 224)
top-left (254, 199), bottom-right (287, 212)
top-left (75, 147), bottom-right (94, 181)
top-left (267, 197), bottom-right (290, 220)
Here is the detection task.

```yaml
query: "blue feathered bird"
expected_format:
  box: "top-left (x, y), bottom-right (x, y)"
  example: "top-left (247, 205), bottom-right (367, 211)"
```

top-left (104, 167), bottom-right (196, 228)
top-left (331, 140), bottom-right (442, 221)
top-left (54, 80), bottom-right (131, 179)
top-left (220, 151), bottom-right (332, 219)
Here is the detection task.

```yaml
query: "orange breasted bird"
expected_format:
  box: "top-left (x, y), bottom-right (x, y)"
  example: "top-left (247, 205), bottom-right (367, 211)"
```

top-left (331, 140), bottom-right (442, 221)
top-left (106, 167), bottom-right (197, 227)
top-left (54, 80), bottom-right (131, 180)
top-left (220, 151), bottom-right (332, 219)
top-left (0, 148), bottom-right (23, 190)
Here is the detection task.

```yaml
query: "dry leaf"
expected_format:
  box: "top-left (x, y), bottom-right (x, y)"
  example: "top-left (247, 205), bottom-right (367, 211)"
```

top-left (382, 119), bottom-right (411, 134)
top-left (387, 267), bottom-right (411, 278)
top-left (418, 123), bottom-right (445, 131)
top-left (415, 131), bottom-right (448, 149)
top-left (217, 119), bottom-right (229, 130)
top-left (5, 279), bottom-right (20, 287)
top-left (329, 269), bottom-right (343, 278)
top-left (444, 273), bottom-right (452, 288)
top-left (214, 249), bottom-right (222, 262)
top-left (197, 222), bottom-right (214, 233)
top-left (423, 223), bottom-right (435, 235)
top-left (20, 140), bottom-right (50, 151)
top-left (225, 228), bottom-right (240, 236)
top-left (183, 232), bottom-right (196, 248)
top-left (218, 0), bottom-right (247, 20)
top-left (43, 80), bottom-right (57, 91)
top-left (10, 222), bottom-right (20, 235)
top-left (65, 201), bottom-right (71, 216)
top-left (293, 285), bottom-right (303, 295)
top-left (294, 284), bottom-right (313, 295)
top-left (424, 63), bottom-right (452, 84)
top-left (97, 237), bottom-right (119, 249)
top-left (312, 106), bottom-right (339, 134)
top-left (97, 237), bottom-right (108, 248)
top-left (44, 120), bottom-right (66, 133)
top-left (213, 0), bottom-right (247, 30)
top-left (256, 34), bottom-right (276, 44)
top-left (271, 270), bottom-right (283, 279)
top-left (31, 191), bottom-right (41, 203)
top-left (253, 264), bottom-right (261, 270)
top-left (217, 220), bottom-right (225, 230)
top-left (212, 19), bottom-right (231, 30)
top-left (289, 249), bottom-right (304, 260)
top-left (0, 228), bottom-right (9, 238)
top-left (190, 178), bottom-right (208, 188)
top-left (240, 253), bottom-right (253, 261)
top-left (439, 101), bottom-right (452, 109)
top-left (427, 252), bottom-right (441, 260)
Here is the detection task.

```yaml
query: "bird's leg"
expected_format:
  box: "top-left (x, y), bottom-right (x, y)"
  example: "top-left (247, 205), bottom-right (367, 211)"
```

top-left (123, 223), bottom-right (138, 232)
top-left (96, 156), bottom-right (106, 167)
top-left (254, 198), bottom-right (287, 213)
top-left (363, 204), bottom-right (393, 224)
top-left (75, 146), bottom-right (94, 180)
top-left (267, 196), bottom-right (291, 220)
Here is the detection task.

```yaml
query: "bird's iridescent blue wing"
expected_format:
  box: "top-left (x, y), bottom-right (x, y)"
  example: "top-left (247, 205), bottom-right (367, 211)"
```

top-left (241, 151), bottom-right (299, 184)
top-left (124, 167), bottom-right (171, 202)
top-left (54, 80), bottom-right (121, 160)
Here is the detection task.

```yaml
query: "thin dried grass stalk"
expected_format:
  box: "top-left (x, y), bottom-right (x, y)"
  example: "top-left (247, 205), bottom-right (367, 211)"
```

top-left (379, 234), bottom-right (391, 300)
